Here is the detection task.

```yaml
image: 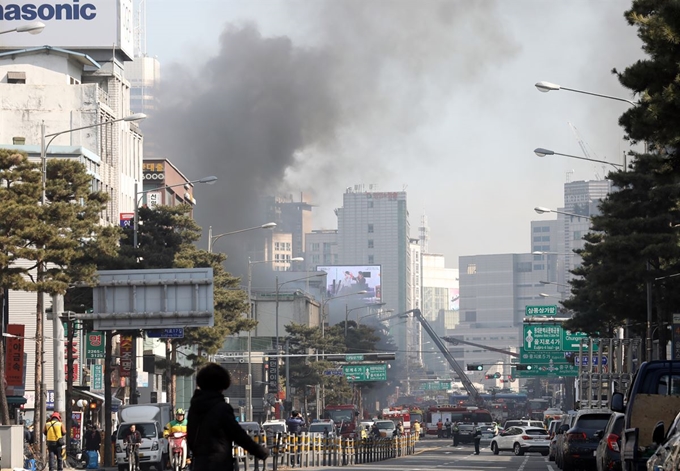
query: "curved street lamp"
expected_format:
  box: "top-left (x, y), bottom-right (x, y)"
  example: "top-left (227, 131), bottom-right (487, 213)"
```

top-left (0, 21), bottom-right (45, 35)
top-left (534, 206), bottom-right (592, 220)
top-left (207, 222), bottom-right (276, 253)
top-left (534, 81), bottom-right (636, 106)
top-left (534, 147), bottom-right (624, 170)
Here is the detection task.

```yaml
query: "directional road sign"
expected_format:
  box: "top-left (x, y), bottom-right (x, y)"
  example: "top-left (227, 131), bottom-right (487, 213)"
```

top-left (523, 324), bottom-right (562, 351)
top-left (342, 363), bottom-right (387, 382)
top-left (422, 381), bottom-right (451, 391)
top-left (519, 349), bottom-right (569, 364)
top-left (147, 328), bottom-right (184, 338)
top-left (573, 355), bottom-right (608, 366)
top-left (323, 369), bottom-right (344, 376)
top-left (525, 305), bottom-right (558, 317)
top-left (345, 354), bottom-right (365, 361)
top-left (512, 363), bottom-right (579, 377)
top-left (562, 330), bottom-right (598, 351)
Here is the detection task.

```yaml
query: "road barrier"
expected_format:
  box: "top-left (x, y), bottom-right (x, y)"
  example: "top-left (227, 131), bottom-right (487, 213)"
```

top-left (234, 432), bottom-right (417, 470)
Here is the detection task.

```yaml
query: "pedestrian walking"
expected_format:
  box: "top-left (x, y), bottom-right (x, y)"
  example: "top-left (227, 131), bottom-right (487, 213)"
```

top-left (44, 412), bottom-right (66, 471)
top-left (187, 363), bottom-right (268, 471)
top-left (436, 418), bottom-right (443, 438)
top-left (473, 421), bottom-right (482, 455)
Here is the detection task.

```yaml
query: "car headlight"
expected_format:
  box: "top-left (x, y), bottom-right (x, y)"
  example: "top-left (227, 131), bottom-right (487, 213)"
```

top-left (152, 442), bottom-right (159, 451)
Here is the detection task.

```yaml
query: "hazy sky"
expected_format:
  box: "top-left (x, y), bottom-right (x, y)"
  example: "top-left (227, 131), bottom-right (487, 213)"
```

top-left (142, 0), bottom-right (643, 269)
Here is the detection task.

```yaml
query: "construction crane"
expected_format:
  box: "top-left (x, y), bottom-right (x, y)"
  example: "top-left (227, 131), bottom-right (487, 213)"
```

top-left (569, 122), bottom-right (607, 179)
top-left (402, 309), bottom-right (486, 408)
top-left (441, 337), bottom-right (520, 358)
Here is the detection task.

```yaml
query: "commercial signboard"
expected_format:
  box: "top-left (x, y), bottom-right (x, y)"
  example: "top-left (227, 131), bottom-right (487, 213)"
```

top-left (0, 0), bottom-right (134, 60)
top-left (119, 212), bottom-right (134, 228)
top-left (119, 335), bottom-right (133, 378)
top-left (268, 356), bottom-right (278, 393)
top-left (92, 364), bottom-right (103, 391)
top-left (316, 265), bottom-right (381, 302)
top-left (5, 324), bottom-right (24, 386)
top-left (86, 331), bottom-right (105, 359)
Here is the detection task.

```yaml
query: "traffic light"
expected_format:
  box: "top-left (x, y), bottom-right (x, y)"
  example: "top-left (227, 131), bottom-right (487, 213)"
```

top-left (467, 364), bottom-right (483, 371)
top-left (493, 372), bottom-right (501, 379)
top-left (516, 365), bottom-right (533, 371)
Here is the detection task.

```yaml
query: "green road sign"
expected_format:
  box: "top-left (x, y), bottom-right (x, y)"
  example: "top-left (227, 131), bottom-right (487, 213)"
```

top-left (525, 305), bottom-right (558, 317)
top-left (422, 381), bottom-right (451, 391)
top-left (345, 354), bottom-right (365, 361)
top-left (342, 363), bottom-right (387, 382)
top-left (519, 348), bottom-right (569, 364)
top-left (512, 363), bottom-right (579, 377)
top-left (562, 330), bottom-right (598, 352)
top-left (523, 324), bottom-right (562, 351)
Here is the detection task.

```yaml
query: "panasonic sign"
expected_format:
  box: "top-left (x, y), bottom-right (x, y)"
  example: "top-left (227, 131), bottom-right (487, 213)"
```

top-left (0, 2), bottom-right (97, 21)
top-left (0, 0), bottom-right (133, 60)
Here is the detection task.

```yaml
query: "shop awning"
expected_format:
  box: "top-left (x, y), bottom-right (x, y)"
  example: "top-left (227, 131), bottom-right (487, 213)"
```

top-left (72, 389), bottom-right (122, 406)
top-left (7, 396), bottom-right (26, 405)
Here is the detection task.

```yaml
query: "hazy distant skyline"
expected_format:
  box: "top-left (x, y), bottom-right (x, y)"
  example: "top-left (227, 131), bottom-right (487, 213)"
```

top-left (142, 0), bottom-right (643, 268)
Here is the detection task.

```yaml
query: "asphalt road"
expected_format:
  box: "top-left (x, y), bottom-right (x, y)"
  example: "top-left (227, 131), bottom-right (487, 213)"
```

top-left (99, 439), bottom-right (558, 471)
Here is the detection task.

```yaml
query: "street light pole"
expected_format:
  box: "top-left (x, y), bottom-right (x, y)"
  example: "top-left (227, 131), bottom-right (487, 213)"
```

top-left (133, 175), bottom-right (218, 248)
top-left (534, 206), bottom-right (592, 220)
top-left (534, 81), bottom-right (637, 106)
top-left (534, 148), bottom-right (625, 171)
top-left (37, 113), bottom-right (145, 456)
top-left (208, 222), bottom-right (276, 253)
top-left (246, 256), bottom-right (302, 422)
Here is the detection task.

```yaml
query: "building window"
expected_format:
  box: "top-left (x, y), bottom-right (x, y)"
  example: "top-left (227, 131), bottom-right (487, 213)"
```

top-left (323, 242), bottom-right (331, 253)
top-left (334, 254), bottom-right (339, 264)
top-left (275, 254), bottom-right (280, 260)
top-left (286, 242), bottom-right (291, 251)
top-left (312, 254), bottom-right (320, 264)
top-left (368, 201), bottom-right (374, 208)
top-left (533, 227), bottom-right (541, 233)
top-left (311, 242), bottom-right (320, 251)
top-left (368, 239), bottom-right (374, 249)
top-left (542, 226), bottom-right (550, 232)
top-left (368, 255), bottom-right (374, 264)
top-left (573, 231), bottom-right (582, 240)
top-left (7, 71), bottom-right (26, 84)
top-left (368, 224), bottom-right (374, 233)
top-left (465, 311), bottom-right (477, 322)
top-left (533, 264), bottom-right (544, 270)
top-left (533, 236), bottom-right (541, 242)
top-left (274, 242), bottom-right (280, 250)
top-left (467, 264), bottom-right (476, 275)
top-left (516, 261), bottom-right (532, 272)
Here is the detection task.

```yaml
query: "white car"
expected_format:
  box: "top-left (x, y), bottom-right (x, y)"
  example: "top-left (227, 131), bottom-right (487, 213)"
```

top-left (308, 422), bottom-right (336, 438)
top-left (490, 426), bottom-right (550, 456)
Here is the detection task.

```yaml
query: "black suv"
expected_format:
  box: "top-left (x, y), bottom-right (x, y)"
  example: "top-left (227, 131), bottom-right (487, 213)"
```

top-left (594, 412), bottom-right (624, 471)
top-left (562, 409), bottom-right (612, 470)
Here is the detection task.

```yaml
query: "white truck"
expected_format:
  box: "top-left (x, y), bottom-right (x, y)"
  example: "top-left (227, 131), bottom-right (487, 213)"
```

top-left (115, 404), bottom-right (173, 471)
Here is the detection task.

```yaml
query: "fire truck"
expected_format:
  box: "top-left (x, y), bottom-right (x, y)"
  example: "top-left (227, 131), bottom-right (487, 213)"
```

top-left (324, 404), bottom-right (359, 437)
top-left (383, 408), bottom-right (411, 435)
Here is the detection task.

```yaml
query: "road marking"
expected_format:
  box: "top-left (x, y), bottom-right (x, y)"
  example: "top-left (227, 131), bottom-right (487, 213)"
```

top-left (517, 455), bottom-right (530, 471)
top-left (547, 466), bottom-right (555, 471)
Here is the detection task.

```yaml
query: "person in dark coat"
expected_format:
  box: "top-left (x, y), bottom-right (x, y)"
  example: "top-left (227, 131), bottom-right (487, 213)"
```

top-left (84, 423), bottom-right (102, 451)
top-left (187, 363), bottom-right (268, 471)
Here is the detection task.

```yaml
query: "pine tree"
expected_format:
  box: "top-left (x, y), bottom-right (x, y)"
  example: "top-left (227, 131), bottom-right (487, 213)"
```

top-left (0, 149), bottom-right (116, 429)
top-left (564, 1), bottom-right (680, 355)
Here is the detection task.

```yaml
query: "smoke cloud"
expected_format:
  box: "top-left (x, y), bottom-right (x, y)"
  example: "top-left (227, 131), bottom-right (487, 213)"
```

top-left (147, 0), bottom-right (520, 276)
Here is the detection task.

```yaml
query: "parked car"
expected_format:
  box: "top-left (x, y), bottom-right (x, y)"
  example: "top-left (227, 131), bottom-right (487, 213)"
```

top-left (263, 420), bottom-right (287, 440)
top-left (503, 419), bottom-right (546, 430)
top-left (308, 421), bottom-right (336, 438)
top-left (239, 422), bottom-right (263, 435)
top-left (374, 420), bottom-right (396, 438)
top-left (610, 360), bottom-right (680, 471)
top-left (561, 409), bottom-right (612, 471)
top-left (646, 411), bottom-right (680, 471)
top-left (595, 412), bottom-right (624, 471)
top-left (555, 411), bottom-right (578, 469)
top-left (547, 420), bottom-right (562, 462)
top-left (490, 426), bottom-right (550, 456)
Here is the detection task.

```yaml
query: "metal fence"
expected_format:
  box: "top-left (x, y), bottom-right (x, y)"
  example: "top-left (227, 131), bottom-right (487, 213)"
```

top-left (234, 432), bottom-right (418, 470)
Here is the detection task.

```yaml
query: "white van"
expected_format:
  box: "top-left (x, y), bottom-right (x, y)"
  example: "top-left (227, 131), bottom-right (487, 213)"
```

top-left (115, 422), bottom-right (165, 471)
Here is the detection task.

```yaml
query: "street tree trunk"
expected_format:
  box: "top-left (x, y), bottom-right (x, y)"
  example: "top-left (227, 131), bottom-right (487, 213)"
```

top-left (36, 285), bottom-right (45, 457)
top-left (65, 318), bottom-right (75, 448)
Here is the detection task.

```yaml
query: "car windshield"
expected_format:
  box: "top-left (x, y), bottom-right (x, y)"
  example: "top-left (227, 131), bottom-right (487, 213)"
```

top-left (524, 428), bottom-right (548, 436)
top-left (309, 424), bottom-right (333, 433)
top-left (328, 410), bottom-right (354, 422)
top-left (376, 421), bottom-right (395, 430)
top-left (118, 423), bottom-right (156, 439)
top-left (530, 421), bottom-right (544, 428)
top-left (264, 424), bottom-right (286, 434)
top-left (240, 423), bottom-right (261, 433)
top-left (576, 415), bottom-right (611, 429)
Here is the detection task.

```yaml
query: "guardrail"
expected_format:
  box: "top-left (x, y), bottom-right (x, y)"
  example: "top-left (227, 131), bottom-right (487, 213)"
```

top-left (234, 432), bottom-right (417, 470)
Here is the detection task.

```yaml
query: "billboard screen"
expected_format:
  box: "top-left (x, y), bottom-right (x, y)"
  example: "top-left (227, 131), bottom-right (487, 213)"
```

top-left (316, 265), bottom-right (381, 303)
top-left (0, 0), bottom-right (134, 60)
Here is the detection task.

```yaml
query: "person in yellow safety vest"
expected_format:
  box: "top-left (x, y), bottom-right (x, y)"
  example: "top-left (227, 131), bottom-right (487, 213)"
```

top-left (164, 408), bottom-right (188, 469)
top-left (413, 421), bottom-right (421, 440)
top-left (44, 412), bottom-right (66, 471)
top-left (360, 426), bottom-right (368, 440)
